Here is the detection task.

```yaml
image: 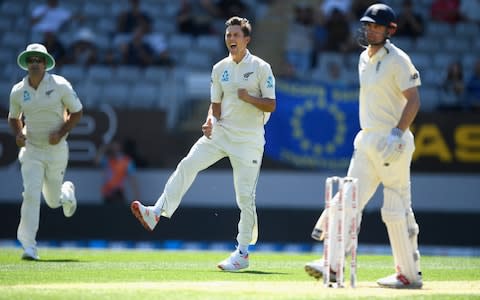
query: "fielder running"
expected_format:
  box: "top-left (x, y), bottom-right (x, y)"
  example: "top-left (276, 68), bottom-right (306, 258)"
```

top-left (131, 16), bottom-right (276, 271)
top-left (305, 4), bottom-right (423, 289)
top-left (8, 43), bottom-right (83, 260)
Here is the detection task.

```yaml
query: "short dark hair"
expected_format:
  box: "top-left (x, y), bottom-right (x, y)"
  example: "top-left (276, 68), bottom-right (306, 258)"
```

top-left (225, 16), bottom-right (251, 37)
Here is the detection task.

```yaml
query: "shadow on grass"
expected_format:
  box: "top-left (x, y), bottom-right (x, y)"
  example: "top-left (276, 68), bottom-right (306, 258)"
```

top-left (35, 259), bottom-right (83, 263)
top-left (242, 270), bottom-right (289, 275)
top-left (215, 270), bottom-right (289, 275)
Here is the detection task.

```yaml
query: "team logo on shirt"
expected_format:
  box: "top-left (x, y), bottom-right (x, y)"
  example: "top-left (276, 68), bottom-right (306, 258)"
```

top-left (46, 89), bottom-right (54, 96)
top-left (221, 70), bottom-right (229, 82)
top-left (266, 76), bottom-right (273, 88)
top-left (243, 72), bottom-right (254, 79)
top-left (23, 91), bottom-right (31, 102)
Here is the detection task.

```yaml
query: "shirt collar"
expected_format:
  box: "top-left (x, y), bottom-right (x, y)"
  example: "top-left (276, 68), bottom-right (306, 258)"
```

top-left (24, 72), bottom-right (50, 89)
top-left (369, 40), bottom-right (391, 62)
top-left (228, 49), bottom-right (251, 64)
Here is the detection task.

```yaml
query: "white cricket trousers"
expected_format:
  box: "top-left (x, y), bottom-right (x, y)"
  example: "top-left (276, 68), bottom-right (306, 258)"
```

top-left (348, 128), bottom-right (415, 214)
top-left (158, 126), bottom-right (264, 246)
top-left (17, 142), bottom-right (70, 249)
top-left (346, 129), bottom-right (420, 281)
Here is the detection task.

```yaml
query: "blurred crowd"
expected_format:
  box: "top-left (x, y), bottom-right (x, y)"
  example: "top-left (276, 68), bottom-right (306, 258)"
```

top-left (31, 0), bottom-right (258, 69)
top-left (279, 0), bottom-right (480, 110)
top-left (6, 0), bottom-right (478, 112)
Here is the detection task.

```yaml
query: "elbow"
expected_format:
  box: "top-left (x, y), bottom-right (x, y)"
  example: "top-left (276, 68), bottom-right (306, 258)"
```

top-left (72, 109), bottom-right (83, 120)
top-left (414, 96), bottom-right (421, 113)
top-left (266, 99), bottom-right (276, 113)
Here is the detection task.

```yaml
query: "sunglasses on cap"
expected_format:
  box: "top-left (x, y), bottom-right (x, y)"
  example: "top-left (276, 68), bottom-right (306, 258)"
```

top-left (26, 57), bottom-right (45, 64)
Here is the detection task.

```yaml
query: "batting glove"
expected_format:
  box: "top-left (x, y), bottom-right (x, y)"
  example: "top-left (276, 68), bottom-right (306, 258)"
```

top-left (379, 128), bottom-right (405, 165)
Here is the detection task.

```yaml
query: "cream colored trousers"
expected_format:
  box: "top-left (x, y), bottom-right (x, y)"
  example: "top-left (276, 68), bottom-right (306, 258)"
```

top-left (157, 126), bottom-right (263, 246)
top-left (17, 141), bottom-right (69, 249)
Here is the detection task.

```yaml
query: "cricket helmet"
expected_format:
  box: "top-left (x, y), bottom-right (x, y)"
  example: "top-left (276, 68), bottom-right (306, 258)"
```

top-left (360, 3), bottom-right (397, 29)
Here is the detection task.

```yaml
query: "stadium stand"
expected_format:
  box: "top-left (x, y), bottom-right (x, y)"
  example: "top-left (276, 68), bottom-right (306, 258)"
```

top-left (1, 0), bottom-right (477, 128)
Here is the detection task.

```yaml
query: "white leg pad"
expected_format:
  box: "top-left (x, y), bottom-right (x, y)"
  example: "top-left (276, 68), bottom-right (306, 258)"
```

top-left (406, 207), bottom-right (421, 272)
top-left (311, 209), bottom-right (327, 241)
top-left (381, 188), bottom-right (420, 282)
top-left (313, 209), bottom-right (326, 233)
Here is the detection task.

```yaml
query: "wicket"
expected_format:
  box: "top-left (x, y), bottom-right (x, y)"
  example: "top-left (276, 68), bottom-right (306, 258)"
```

top-left (323, 176), bottom-right (359, 288)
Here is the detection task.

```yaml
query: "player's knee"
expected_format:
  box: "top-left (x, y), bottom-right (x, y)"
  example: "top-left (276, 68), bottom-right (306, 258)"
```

top-left (381, 207), bottom-right (404, 224)
top-left (406, 210), bottom-right (420, 237)
top-left (177, 155), bottom-right (203, 173)
top-left (44, 198), bottom-right (61, 209)
top-left (43, 185), bottom-right (62, 208)
top-left (236, 194), bottom-right (255, 210)
top-left (22, 190), bottom-right (40, 204)
top-left (381, 187), bottom-right (408, 224)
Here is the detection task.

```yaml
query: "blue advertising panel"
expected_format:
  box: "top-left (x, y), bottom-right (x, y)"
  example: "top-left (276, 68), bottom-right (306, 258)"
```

top-left (265, 80), bottom-right (360, 170)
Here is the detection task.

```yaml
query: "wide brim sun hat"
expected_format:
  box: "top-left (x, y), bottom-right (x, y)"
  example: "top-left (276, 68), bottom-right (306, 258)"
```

top-left (17, 43), bottom-right (55, 71)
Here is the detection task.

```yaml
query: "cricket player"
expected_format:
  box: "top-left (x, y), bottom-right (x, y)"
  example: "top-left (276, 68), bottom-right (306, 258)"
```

top-left (305, 4), bottom-right (423, 288)
top-left (8, 43), bottom-right (83, 260)
top-left (131, 16), bottom-right (276, 271)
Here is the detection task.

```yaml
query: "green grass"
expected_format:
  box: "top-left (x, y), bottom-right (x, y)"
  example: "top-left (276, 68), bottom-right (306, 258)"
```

top-left (0, 248), bottom-right (480, 299)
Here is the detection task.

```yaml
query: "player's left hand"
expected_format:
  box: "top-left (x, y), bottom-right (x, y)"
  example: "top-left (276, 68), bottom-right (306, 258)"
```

top-left (237, 88), bottom-right (249, 102)
top-left (48, 132), bottom-right (62, 145)
top-left (202, 116), bottom-right (216, 139)
top-left (15, 132), bottom-right (26, 147)
top-left (379, 128), bottom-right (405, 165)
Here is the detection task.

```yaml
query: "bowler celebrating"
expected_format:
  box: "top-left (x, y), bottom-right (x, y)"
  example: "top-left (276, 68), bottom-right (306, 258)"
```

top-left (131, 16), bottom-right (276, 271)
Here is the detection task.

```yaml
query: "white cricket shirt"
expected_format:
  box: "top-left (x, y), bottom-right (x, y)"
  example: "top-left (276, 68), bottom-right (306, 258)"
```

top-left (9, 73), bottom-right (83, 147)
top-left (358, 40), bottom-right (421, 130)
top-left (211, 50), bottom-right (275, 143)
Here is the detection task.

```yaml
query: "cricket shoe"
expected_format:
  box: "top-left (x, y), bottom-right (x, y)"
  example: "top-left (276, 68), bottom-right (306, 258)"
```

top-left (377, 272), bottom-right (423, 289)
top-left (217, 249), bottom-right (249, 271)
top-left (304, 259), bottom-right (337, 282)
top-left (21, 246), bottom-right (39, 261)
top-left (61, 181), bottom-right (77, 218)
top-left (130, 200), bottom-right (159, 231)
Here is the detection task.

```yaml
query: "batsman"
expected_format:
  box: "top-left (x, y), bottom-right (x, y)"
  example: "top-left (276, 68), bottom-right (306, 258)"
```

top-left (305, 3), bottom-right (422, 289)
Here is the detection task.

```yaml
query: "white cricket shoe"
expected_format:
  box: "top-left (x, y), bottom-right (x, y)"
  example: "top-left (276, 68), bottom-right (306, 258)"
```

top-left (217, 249), bottom-right (249, 271)
top-left (304, 259), bottom-right (337, 282)
top-left (61, 181), bottom-right (77, 218)
top-left (377, 273), bottom-right (423, 289)
top-left (130, 200), bottom-right (159, 231)
top-left (21, 246), bottom-right (39, 261)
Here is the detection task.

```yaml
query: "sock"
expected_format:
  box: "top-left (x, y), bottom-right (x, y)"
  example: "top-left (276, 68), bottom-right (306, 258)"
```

top-left (152, 195), bottom-right (165, 216)
top-left (237, 244), bottom-right (248, 255)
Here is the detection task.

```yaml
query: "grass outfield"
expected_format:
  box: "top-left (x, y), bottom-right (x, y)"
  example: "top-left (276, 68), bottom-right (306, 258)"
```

top-left (1, 248), bottom-right (480, 299)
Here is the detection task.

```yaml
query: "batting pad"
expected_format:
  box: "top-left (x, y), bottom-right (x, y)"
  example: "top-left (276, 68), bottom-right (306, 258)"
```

top-left (407, 207), bottom-right (421, 272)
top-left (381, 189), bottom-right (419, 282)
top-left (312, 209), bottom-right (326, 239)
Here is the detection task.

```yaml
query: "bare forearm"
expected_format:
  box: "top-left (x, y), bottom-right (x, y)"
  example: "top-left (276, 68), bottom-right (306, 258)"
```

top-left (58, 110), bottom-right (83, 137)
top-left (9, 118), bottom-right (26, 147)
top-left (397, 88), bottom-right (420, 131)
top-left (8, 118), bottom-right (23, 135)
top-left (209, 103), bottom-right (221, 119)
top-left (241, 94), bottom-right (276, 112)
